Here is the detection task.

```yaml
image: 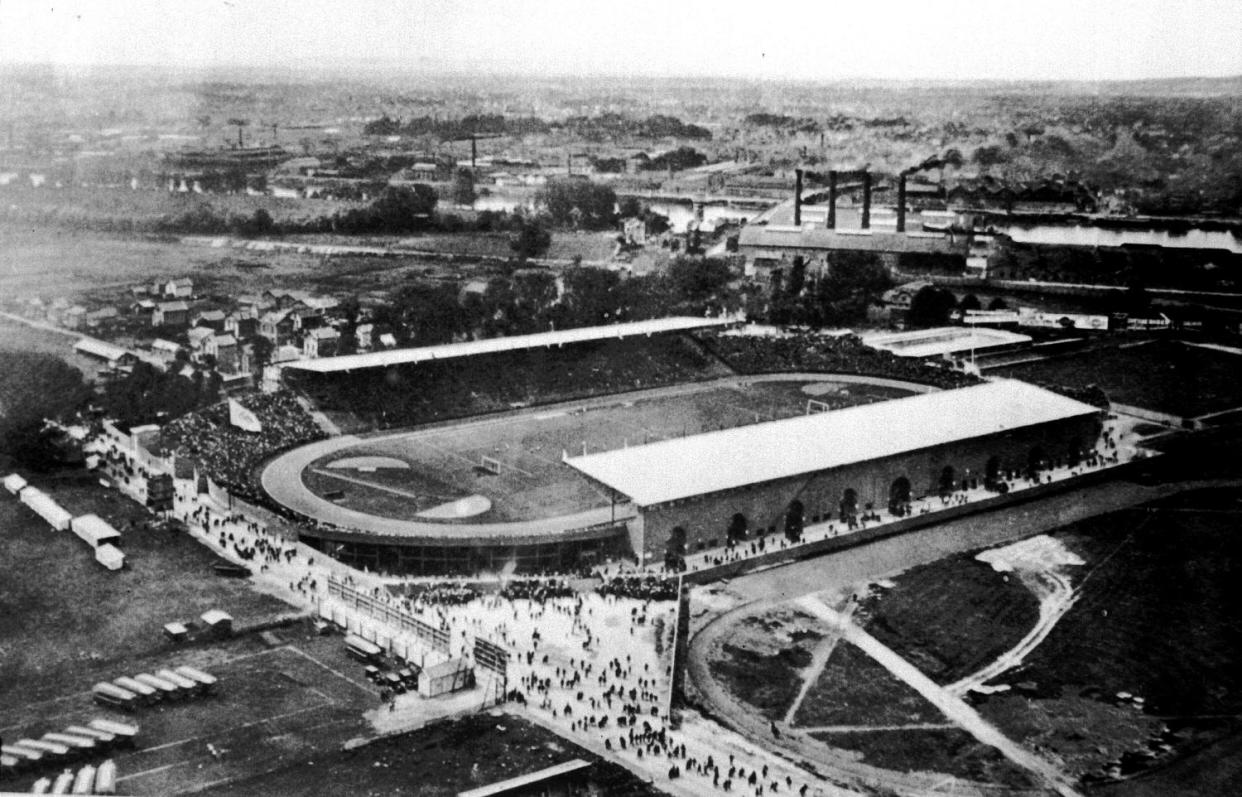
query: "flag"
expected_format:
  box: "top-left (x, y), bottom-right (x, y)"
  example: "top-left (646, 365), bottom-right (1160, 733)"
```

top-left (228, 399), bottom-right (262, 433)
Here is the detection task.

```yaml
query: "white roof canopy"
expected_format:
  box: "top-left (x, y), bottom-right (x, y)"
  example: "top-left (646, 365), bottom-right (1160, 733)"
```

top-left (566, 380), bottom-right (1098, 507)
top-left (281, 316), bottom-right (737, 374)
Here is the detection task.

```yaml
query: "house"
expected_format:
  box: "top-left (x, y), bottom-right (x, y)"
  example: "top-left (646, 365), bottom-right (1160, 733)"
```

top-left (265, 289), bottom-right (314, 310)
top-left (153, 301), bottom-right (190, 327)
top-left (191, 309), bottom-right (227, 331)
top-left (303, 326), bottom-right (340, 359)
top-left (162, 278), bottom-right (194, 299)
top-left (271, 344), bottom-right (302, 363)
top-left (131, 298), bottom-right (157, 319)
top-left (205, 333), bottom-right (240, 372)
top-left (74, 338), bottom-right (137, 370)
top-left (224, 312), bottom-right (258, 339)
top-left (150, 338), bottom-right (182, 364)
top-left (85, 306), bottom-right (120, 328)
top-left (186, 326), bottom-right (215, 357)
top-left (622, 217), bottom-right (647, 245)
top-left (289, 305), bottom-right (325, 331)
top-left (378, 332), bottom-right (397, 349)
top-left (354, 323), bottom-right (374, 351)
top-left (259, 309), bottom-right (297, 345)
top-left (236, 294), bottom-right (272, 316)
top-left (60, 305), bottom-right (88, 329)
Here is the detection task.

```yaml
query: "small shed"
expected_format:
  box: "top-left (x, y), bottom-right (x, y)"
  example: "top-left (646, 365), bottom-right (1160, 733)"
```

top-left (3, 473), bottom-right (27, 494)
top-left (418, 659), bottom-right (473, 698)
top-left (200, 609), bottom-right (234, 636)
top-left (163, 621), bottom-right (189, 642)
top-left (72, 514), bottom-right (122, 548)
top-left (96, 544), bottom-right (125, 571)
top-left (20, 488), bottom-right (73, 531)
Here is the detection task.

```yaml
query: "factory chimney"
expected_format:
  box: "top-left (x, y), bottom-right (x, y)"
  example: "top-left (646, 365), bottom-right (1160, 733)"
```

top-left (896, 175), bottom-right (907, 233)
top-left (827, 171), bottom-right (837, 229)
top-left (471, 135), bottom-right (478, 170)
top-left (794, 169), bottom-right (803, 226)
top-left (861, 171), bottom-right (871, 229)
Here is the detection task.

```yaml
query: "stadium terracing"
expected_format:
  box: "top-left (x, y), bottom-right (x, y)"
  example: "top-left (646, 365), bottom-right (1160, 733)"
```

top-left (265, 318), bottom-right (1103, 576)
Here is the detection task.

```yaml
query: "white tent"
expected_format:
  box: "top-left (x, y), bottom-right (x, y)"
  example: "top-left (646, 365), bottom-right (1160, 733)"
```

top-left (71, 514), bottom-right (122, 548)
top-left (3, 473), bottom-right (27, 494)
top-left (95, 544), bottom-right (125, 571)
top-left (19, 488), bottom-right (72, 531)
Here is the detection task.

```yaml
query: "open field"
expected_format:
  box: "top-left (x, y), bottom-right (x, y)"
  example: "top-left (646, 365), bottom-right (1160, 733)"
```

top-left (794, 641), bottom-right (944, 727)
top-left (301, 377), bottom-right (912, 523)
top-left (201, 713), bottom-right (663, 796)
top-left (704, 606), bottom-right (825, 721)
top-left (0, 224), bottom-right (485, 305)
top-left (0, 474), bottom-right (291, 710)
top-left (808, 727), bottom-right (1036, 788)
top-left (828, 483), bottom-right (1242, 790)
top-left (990, 340), bottom-right (1242, 418)
top-left (855, 553), bottom-right (1041, 685)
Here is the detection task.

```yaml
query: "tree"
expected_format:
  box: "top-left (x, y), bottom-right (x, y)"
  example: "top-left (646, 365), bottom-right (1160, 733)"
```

top-left (536, 179), bottom-right (617, 229)
top-left (668, 257), bottom-right (732, 304)
top-left (987, 297), bottom-right (1009, 311)
top-left (0, 353), bottom-right (91, 469)
top-left (958, 294), bottom-right (982, 313)
top-left (368, 185), bottom-right (438, 232)
top-left (906, 285), bottom-right (957, 328)
top-left (510, 219), bottom-right (552, 260)
top-left (451, 167), bottom-right (477, 206)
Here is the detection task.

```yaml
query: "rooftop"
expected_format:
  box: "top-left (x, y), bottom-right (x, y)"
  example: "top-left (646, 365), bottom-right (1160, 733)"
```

top-left (565, 379), bottom-right (1098, 507)
top-left (739, 224), bottom-right (968, 255)
top-left (281, 316), bottom-right (738, 374)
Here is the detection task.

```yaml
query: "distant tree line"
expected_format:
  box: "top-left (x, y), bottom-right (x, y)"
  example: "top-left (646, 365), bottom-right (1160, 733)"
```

top-left (363, 112), bottom-right (710, 141)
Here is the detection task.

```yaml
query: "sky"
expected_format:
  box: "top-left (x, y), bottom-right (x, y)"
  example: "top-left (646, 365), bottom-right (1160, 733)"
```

top-left (0, 0), bottom-right (1239, 82)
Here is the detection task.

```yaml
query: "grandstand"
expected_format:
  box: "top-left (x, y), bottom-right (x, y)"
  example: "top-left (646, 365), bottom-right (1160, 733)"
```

top-left (282, 318), bottom-right (738, 431)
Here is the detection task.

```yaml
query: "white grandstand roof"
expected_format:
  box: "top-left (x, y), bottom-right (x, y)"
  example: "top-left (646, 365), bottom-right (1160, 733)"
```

top-left (280, 316), bottom-right (738, 374)
top-left (566, 379), bottom-right (1098, 507)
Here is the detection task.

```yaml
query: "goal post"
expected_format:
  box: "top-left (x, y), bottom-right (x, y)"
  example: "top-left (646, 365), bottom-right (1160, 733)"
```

top-left (806, 399), bottom-right (832, 415)
top-left (480, 455), bottom-right (502, 475)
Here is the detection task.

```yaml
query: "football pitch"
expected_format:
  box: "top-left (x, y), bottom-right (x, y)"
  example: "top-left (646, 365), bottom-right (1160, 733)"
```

top-left (299, 376), bottom-right (916, 524)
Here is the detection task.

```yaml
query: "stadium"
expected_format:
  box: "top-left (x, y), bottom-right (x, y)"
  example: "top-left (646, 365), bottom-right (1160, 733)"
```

top-left (261, 318), bottom-right (1103, 575)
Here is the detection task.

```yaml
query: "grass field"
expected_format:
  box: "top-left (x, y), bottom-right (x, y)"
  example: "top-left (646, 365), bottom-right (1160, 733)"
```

top-left (990, 340), bottom-right (1242, 418)
top-left (808, 727), bottom-right (1036, 788)
top-left (705, 606), bottom-right (824, 721)
top-left (302, 378), bottom-right (913, 523)
top-left (855, 554), bottom-right (1041, 685)
top-left (822, 482), bottom-right (1242, 789)
top-left (793, 641), bottom-right (944, 727)
top-left (0, 474), bottom-right (291, 711)
top-left (202, 713), bottom-right (663, 797)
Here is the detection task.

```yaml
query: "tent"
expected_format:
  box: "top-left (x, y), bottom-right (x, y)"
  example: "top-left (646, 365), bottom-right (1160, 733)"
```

top-left (72, 514), bottom-right (122, 548)
top-left (19, 488), bottom-right (72, 531)
top-left (96, 544), bottom-right (125, 571)
top-left (3, 473), bottom-right (27, 494)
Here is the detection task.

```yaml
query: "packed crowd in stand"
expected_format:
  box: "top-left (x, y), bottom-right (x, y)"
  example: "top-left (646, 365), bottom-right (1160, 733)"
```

top-left (597, 575), bottom-right (680, 602)
top-left (499, 578), bottom-right (575, 601)
top-left (698, 331), bottom-right (981, 390)
top-left (160, 391), bottom-right (326, 500)
top-left (289, 334), bottom-right (729, 431)
top-left (393, 581), bottom-right (479, 607)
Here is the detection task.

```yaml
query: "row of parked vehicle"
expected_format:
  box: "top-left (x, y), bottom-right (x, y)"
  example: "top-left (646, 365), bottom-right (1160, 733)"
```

top-left (92, 665), bottom-right (219, 711)
top-left (345, 633), bottom-right (421, 694)
top-left (28, 759), bottom-right (119, 795)
top-left (2, 718), bottom-right (137, 780)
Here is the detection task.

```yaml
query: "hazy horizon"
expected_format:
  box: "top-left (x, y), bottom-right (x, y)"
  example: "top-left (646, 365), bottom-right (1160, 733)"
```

top-left (1, 0), bottom-right (1240, 83)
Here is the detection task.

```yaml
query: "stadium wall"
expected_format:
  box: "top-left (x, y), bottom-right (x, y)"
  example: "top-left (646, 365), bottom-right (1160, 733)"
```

top-left (632, 413), bottom-right (1102, 564)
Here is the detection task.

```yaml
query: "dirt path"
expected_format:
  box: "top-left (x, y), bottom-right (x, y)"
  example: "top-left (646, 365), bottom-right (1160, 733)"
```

top-left (796, 594), bottom-right (1084, 797)
top-left (946, 569), bottom-right (1078, 697)
top-left (783, 596), bottom-right (854, 725)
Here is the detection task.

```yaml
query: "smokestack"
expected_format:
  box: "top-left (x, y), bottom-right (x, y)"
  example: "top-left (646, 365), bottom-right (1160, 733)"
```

top-left (794, 169), bottom-right (803, 226)
top-left (827, 171), bottom-right (837, 229)
top-left (471, 135), bottom-right (477, 169)
top-left (896, 175), bottom-right (907, 233)
top-left (861, 171), bottom-right (871, 229)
